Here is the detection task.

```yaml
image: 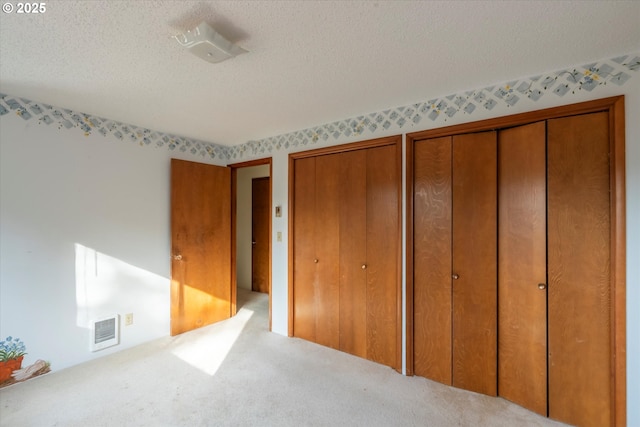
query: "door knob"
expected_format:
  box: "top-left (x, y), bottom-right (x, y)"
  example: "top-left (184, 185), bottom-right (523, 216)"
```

top-left (252, 241), bottom-right (257, 245)
top-left (452, 274), bottom-right (459, 280)
top-left (173, 254), bottom-right (182, 261)
top-left (361, 264), bottom-right (367, 270)
top-left (538, 283), bottom-right (546, 290)
top-left (314, 259), bottom-right (319, 263)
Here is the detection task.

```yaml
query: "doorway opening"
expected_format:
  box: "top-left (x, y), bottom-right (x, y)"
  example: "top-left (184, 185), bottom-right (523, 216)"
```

top-left (230, 158), bottom-right (272, 330)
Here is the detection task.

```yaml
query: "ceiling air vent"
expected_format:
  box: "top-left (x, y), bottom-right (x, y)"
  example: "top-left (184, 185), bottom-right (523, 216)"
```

top-left (173, 22), bottom-right (247, 64)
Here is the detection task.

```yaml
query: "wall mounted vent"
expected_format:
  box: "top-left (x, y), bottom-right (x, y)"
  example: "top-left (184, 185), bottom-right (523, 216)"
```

top-left (90, 314), bottom-right (119, 352)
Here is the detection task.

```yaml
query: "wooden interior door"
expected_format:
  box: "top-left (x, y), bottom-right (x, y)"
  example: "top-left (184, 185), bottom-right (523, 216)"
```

top-left (251, 177), bottom-right (270, 294)
top-left (339, 149), bottom-right (367, 358)
top-left (498, 122), bottom-right (547, 415)
top-left (451, 131), bottom-right (497, 396)
top-left (547, 111), bottom-right (612, 427)
top-left (170, 159), bottom-right (232, 336)
top-left (413, 136), bottom-right (453, 384)
top-left (365, 144), bottom-right (400, 368)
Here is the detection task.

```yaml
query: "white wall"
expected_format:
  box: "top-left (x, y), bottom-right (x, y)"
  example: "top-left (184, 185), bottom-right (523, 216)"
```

top-left (0, 116), bottom-right (225, 371)
top-left (236, 165), bottom-right (270, 290)
top-left (1, 52), bottom-right (638, 424)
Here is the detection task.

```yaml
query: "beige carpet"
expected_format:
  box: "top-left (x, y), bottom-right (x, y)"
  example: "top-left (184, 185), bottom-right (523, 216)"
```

top-left (0, 289), bottom-right (568, 427)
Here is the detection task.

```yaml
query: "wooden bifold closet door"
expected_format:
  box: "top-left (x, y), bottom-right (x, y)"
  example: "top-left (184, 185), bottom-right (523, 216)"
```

top-left (498, 121), bottom-right (547, 416)
top-left (499, 114), bottom-right (612, 426)
top-left (291, 137), bottom-right (401, 370)
top-left (546, 112), bottom-right (612, 426)
top-left (410, 98), bottom-right (624, 427)
top-left (413, 132), bottom-right (497, 396)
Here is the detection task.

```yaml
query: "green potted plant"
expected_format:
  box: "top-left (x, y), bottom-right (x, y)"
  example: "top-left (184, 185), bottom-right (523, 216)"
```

top-left (0, 336), bottom-right (27, 382)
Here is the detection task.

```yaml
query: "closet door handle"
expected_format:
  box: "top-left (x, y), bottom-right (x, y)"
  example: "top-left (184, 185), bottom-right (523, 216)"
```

top-left (173, 254), bottom-right (183, 261)
top-left (452, 274), bottom-right (459, 280)
top-left (361, 264), bottom-right (367, 270)
top-left (314, 259), bottom-right (319, 263)
top-left (538, 283), bottom-right (546, 290)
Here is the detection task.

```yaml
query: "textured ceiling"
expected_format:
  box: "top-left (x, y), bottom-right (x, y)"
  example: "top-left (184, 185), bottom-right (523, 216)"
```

top-left (1, 1), bottom-right (639, 147)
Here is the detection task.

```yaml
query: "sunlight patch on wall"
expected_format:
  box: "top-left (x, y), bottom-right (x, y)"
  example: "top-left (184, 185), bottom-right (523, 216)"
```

top-left (74, 243), bottom-right (168, 334)
top-left (171, 306), bottom-right (254, 376)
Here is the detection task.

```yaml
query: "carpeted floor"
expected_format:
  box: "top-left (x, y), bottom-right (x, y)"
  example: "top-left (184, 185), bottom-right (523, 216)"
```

top-left (0, 289), bottom-right (569, 427)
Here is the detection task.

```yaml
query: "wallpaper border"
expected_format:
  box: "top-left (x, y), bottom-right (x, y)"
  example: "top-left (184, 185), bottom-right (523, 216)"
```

top-left (229, 52), bottom-right (639, 160)
top-left (0, 95), bottom-right (229, 160)
top-left (1, 52), bottom-right (638, 161)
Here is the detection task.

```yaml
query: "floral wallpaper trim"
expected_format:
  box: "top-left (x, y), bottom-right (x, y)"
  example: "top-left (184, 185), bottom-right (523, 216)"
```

top-left (227, 52), bottom-right (639, 160)
top-left (0, 53), bottom-right (637, 162)
top-left (0, 95), bottom-right (230, 160)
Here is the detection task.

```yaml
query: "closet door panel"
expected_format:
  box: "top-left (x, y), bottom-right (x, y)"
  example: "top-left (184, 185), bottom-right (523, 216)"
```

top-left (293, 157), bottom-right (317, 341)
top-left (339, 149), bottom-right (368, 358)
top-left (413, 136), bottom-right (453, 384)
top-left (547, 112), bottom-right (611, 427)
top-left (498, 122), bottom-right (547, 415)
top-left (366, 144), bottom-right (400, 368)
top-left (314, 154), bottom-right (341, 349)
top-left (451, 131), bottom-right (497, 396)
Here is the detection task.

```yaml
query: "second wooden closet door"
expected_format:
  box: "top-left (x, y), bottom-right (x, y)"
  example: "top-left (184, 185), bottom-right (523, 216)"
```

top-left (498, 121), bottom-right (547, 415)
top-left (413, 131), bottom-right (497, 396)
top-left (498, 114), bottom-right (612, 427)
top-left (411, 104), bottom-right (619, 427)
top-left (547, 112), bottom-right (612, 427)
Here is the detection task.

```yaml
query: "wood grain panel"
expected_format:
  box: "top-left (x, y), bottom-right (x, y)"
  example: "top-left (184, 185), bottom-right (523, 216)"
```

top-left (405, 97), bottom-right (624, 423)
top-left (498, 122), bottom-right (547, 415)
top-left (290, 136), bottom-right (401, 368)
top-left (366, 144), bottom-right (400, 369)
top-left (170, 159), bottom-right (231, 336)
top-left (547, 112), bottom-right (611, 427)
top-left (252, 177), bottom-right (270, 294)
top-left (314, 153), bottom-right (341, 349)
top-left (339, 149), bottom-right (368, 358)
top-left (451, 131), bottom-right (497, 396)
top-left (413, 136), bottom-right (453, 385)
top-left (292, 157), bottom-right (317, 341)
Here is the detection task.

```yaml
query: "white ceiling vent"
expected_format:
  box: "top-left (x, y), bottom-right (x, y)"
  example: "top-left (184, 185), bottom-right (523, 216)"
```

top-left (173, 22), bottom-right (247, 64)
